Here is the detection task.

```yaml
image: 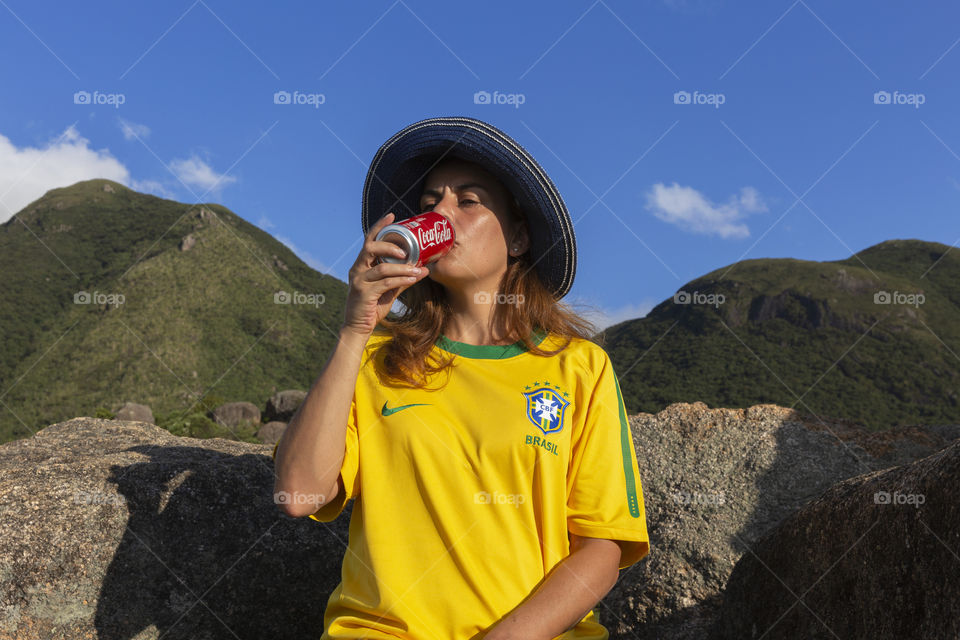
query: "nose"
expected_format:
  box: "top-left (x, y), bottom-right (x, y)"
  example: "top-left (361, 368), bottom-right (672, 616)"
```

top-left (430, 190), bottom-right (458, 238)
top-left (430, 189), bottom-right (457, 216)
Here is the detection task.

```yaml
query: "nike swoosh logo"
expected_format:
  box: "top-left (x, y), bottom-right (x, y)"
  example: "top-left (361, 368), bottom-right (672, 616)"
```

top-left (382, 401), bottom-right (431, 416)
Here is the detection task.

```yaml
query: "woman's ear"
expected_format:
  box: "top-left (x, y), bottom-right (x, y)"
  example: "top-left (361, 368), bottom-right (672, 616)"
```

top-left (509, 222), bottom-right (530, 257)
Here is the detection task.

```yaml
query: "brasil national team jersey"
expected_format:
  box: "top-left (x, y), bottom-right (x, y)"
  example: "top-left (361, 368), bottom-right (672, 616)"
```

top-left (272, 328), bottom-right (649, 639)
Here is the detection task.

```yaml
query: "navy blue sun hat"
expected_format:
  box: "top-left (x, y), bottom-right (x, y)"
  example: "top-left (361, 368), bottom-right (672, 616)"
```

top-left (361, 116), bottom-right (577, 300)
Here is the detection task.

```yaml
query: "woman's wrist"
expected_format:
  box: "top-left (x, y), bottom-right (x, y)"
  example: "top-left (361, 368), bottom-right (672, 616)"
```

top-left (337, 325), bottom-right (371, 357)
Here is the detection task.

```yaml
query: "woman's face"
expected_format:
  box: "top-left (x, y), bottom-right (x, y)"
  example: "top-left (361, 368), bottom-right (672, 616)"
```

top-left (417, 158), bottom-right (528, 292)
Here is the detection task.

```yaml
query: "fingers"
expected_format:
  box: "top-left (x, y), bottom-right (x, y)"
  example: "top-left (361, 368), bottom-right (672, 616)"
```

top-left (351, 212), bottom-right (407, 272)
top-left (375, 268), bottom-right (430, 301)
top-left (369, 211), bottom-right (395, 238)
top-left (364, 261), bottom-right (428, 287)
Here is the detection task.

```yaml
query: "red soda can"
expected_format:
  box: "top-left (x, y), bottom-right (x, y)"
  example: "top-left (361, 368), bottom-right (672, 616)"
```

top-left (375, 211), bottom-right (455, 267)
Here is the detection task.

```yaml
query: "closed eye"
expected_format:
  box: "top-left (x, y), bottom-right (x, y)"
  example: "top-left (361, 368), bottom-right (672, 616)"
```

top-left (420, 200), bottom-right (479, 212)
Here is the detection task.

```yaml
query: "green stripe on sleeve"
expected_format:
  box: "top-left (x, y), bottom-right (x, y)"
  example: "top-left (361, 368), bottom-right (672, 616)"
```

top-left (615, 377), bottom-right (641, 517)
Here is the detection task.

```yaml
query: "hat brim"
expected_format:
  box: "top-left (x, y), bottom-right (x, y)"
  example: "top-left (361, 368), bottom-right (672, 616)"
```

top-left (362, 117), bottom-right (576, 300)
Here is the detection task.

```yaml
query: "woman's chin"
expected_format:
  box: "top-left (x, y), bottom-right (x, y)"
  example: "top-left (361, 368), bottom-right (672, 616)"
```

top-left (425, 262), bottom-right (465, 287)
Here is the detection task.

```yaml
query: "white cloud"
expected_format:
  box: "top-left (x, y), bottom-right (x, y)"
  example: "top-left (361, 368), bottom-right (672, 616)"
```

top-left (275, 235), bottom-right (337, 278)
top-left (570, 297), bottom-right (658, 332)
top-left (0, 126), bottom-right (130, 222)
top-left (645, 182), bottom-right (767, 239)
top-left (130, 178), bottom-right (176, 199)
top-left (170, 154), bottom-right (237, 193)
top-left (118, 118), bottom-right (151, 141)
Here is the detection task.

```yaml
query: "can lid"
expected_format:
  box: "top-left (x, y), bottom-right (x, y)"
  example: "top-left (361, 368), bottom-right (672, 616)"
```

top-left (376, 226), bottom-right (418, 264)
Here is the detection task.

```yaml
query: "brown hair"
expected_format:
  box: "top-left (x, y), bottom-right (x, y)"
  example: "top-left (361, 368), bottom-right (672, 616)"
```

top-left (375, 196), bottom-right (599, 389)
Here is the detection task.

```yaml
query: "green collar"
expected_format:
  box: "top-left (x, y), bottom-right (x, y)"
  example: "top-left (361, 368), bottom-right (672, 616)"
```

top-left (435, 328), bottom-right (548, 359)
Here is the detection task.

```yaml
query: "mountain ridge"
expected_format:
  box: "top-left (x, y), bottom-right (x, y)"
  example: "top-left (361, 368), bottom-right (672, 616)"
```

top-left (599, 237), bottom-right (959, 429)
top-left (0, 179), bottom-right (347, 442)
top-left (2, 179), bottom-right (957, 441)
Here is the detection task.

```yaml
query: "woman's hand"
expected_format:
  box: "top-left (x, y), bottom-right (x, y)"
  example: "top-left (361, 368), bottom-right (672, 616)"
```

top-left (341, 212), bottom-right (430, 337)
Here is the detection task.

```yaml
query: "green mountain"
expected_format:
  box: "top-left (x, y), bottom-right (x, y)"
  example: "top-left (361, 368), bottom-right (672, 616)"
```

top-left (2, 179), bottom-right (955, 441)
top-left (599, 239), bottom-right (960, 430)
top-left (0, 179), bottom-right (346, 443)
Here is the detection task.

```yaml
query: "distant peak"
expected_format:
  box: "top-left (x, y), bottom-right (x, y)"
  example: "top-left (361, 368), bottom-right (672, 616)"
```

top-left (49, 178), bottom-right (129, 196)
top-left (853, 238), bottom-right (952, 255)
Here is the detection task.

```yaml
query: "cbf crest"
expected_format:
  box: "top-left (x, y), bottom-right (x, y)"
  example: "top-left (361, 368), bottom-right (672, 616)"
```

top-left (523, 382), bottom-right (570, 435)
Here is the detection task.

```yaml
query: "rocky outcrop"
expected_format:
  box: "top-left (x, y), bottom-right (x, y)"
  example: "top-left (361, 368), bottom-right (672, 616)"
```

top-left (114, 402), bottom-right (154, 425)
top-left (264, 390), bottom-right (306, 423)
top-left (0, 418), bottom-right (347, 640)
top-left (256, 421), bottom-right (287, 444)
top-left (271, 254), bottom-right (289, 271)
top-left (605, 403), bottom-right (960, 640)
top-left (0, 405), bottom-right (956, 639)
top-left (715, 438), bottom-right (960, 639)
top-left (209, 401), bottom-right (260, 429)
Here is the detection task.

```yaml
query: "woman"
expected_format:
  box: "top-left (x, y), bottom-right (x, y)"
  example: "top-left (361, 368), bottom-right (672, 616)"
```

top-left (273, 117), bottom-right (649, 640)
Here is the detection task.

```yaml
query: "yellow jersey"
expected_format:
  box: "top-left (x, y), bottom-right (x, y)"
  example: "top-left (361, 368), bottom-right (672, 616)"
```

top-left (272, 328), bottom-right (649, 639)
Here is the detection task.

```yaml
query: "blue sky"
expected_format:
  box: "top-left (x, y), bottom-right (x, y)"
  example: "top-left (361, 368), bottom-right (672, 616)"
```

top-left (1, 0), bottom-right (958, 329)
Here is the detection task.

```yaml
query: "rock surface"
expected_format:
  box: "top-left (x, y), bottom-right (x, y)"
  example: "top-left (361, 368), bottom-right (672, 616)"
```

top-left (256, 421), bottom-right (287, 445)
top-left (264, 390), bottom-right (306, 423)
top-left (714, 437), bottom-right (960, 639)
top-left (114, 402), bottom-right (154, 425)
top-left (601, 403), bottom-right (960, 640)
top-left (209, 401), bottom-right (260, 430)
top-left (1, 404), bottom-right (957, 639)
top-left (0, 418), bottom-right (347, 640)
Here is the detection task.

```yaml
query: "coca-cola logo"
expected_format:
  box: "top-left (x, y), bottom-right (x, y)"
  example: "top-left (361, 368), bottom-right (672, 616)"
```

top-left (416, 221), bottom-right (453, 249)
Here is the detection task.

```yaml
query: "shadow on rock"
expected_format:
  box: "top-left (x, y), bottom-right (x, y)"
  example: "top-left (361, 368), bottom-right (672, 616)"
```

top-left (95, 444), bottom-right (351, 640)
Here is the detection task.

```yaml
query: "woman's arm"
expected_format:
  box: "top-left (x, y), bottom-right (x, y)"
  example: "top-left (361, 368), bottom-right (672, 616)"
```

top-left (273, 326), bottom-right (368, 517)
top-left (484, 534), bottom-right (622, 640)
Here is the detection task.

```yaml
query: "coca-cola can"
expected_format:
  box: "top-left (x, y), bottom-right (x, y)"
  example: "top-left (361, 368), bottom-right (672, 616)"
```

top-left (375, 211), bottom-right (455, 267)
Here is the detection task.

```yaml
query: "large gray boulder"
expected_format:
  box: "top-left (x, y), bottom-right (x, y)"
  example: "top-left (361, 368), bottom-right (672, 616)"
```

top-left (1, 406), bottom-right (955, 640)
top-left (0, 418), bottom-right (347, 640)
top-left (715, 438), bottom-right (960, 639)
top-left (209, 401), bottom-right (260, 429)
top-left (603, 403), bottom-right (960, 640)
top-left (264, 390), bottom-right (306, 423)
top-left (256, 421), bottom-right (287, 445)
top-left (114, 401), bottom-right (154, 424)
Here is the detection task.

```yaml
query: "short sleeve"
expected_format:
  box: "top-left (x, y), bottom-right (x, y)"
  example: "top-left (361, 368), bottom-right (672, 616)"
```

top-left (567, 349), bottom-right (650, 570)
top-left (271, 392), bottom-right (360, 523)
